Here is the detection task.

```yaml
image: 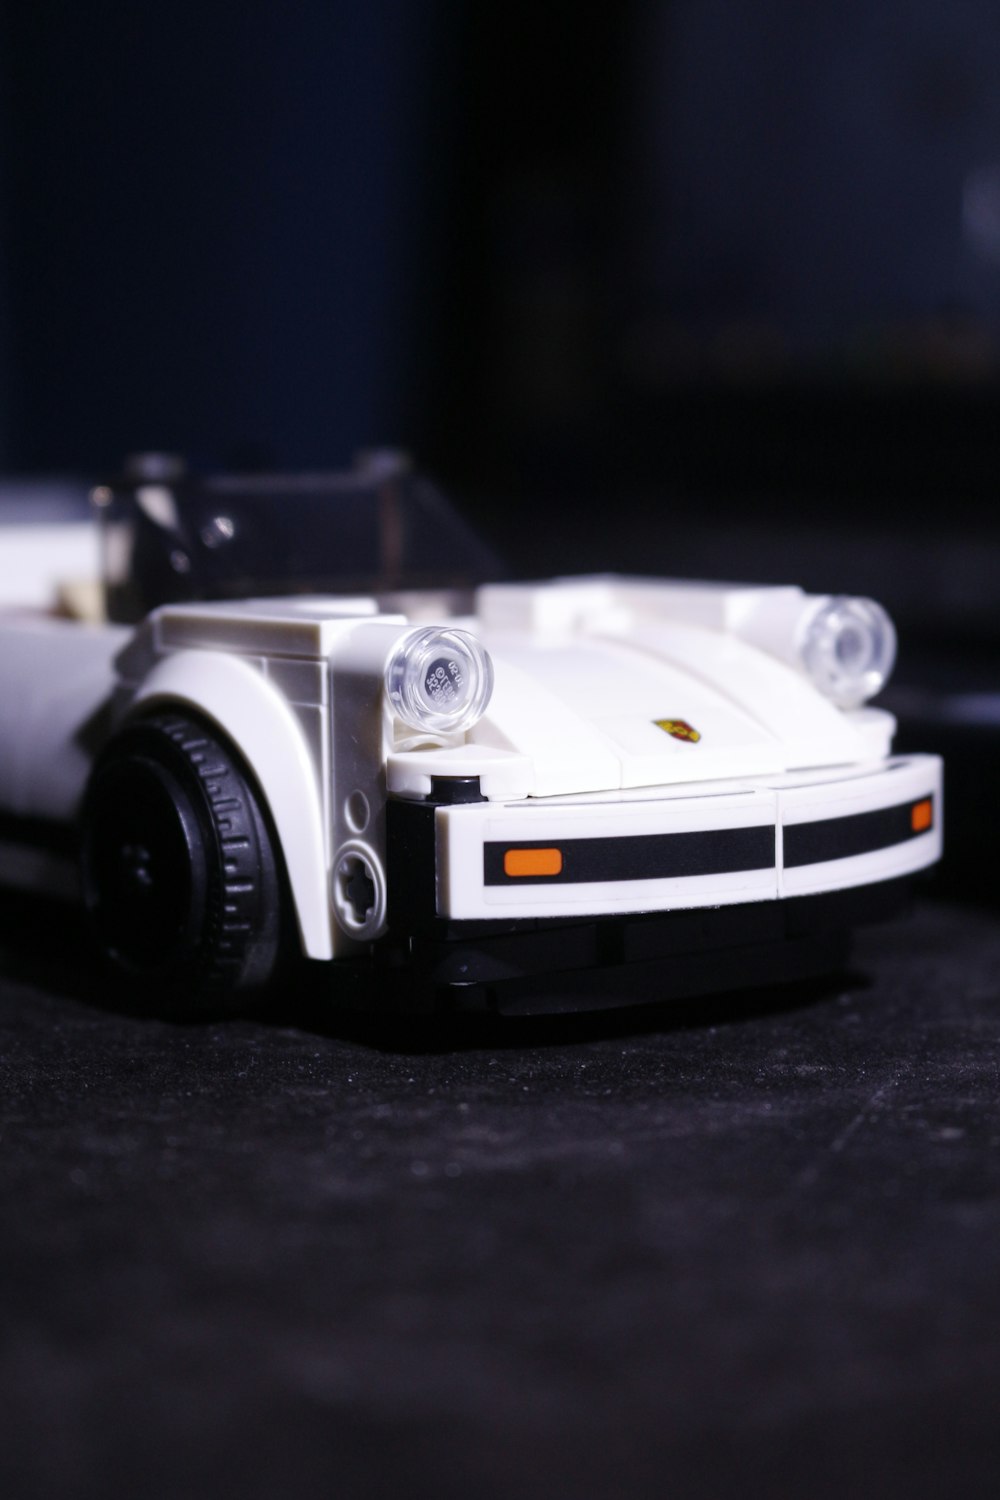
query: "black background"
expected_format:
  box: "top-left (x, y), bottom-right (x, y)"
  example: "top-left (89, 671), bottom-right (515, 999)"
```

top-left (3, 890), bottom-right (998, 1499)
top-left (3, 0), bottom-right (1000, 623)
top-left (3, 4), bottom-right (1000, 1496)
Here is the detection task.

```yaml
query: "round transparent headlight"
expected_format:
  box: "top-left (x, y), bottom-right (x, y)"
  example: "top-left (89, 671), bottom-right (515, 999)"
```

top-left (800, 595), bottom-right (897, 708)
top-left (385, 626), bottom-right (495, 734)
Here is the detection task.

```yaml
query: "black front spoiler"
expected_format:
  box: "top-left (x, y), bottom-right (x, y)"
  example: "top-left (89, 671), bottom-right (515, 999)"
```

top-left (359, 862), bottom-right (915, 1015)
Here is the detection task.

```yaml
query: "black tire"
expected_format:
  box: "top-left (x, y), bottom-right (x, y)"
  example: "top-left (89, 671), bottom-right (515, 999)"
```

top-left (79, 710), bottom-right (285, 1015)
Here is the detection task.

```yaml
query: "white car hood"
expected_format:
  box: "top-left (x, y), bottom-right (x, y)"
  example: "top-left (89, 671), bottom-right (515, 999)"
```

top-left (470, 622), bottom-right (893, 798)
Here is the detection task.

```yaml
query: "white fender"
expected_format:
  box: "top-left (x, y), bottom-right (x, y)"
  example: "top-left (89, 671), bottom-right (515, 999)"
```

top-left (130, 650), bottom-right (332, 960)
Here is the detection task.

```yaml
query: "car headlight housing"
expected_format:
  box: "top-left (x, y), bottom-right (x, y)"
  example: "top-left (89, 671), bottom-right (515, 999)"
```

top-left (800, 595), bottom-right (897, 708)
top-left (385, 626), bottom-right (495, 734)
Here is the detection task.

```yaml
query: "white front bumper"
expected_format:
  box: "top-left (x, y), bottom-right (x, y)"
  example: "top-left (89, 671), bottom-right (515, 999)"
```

top-left (434, 754), bottom-right (942, 920)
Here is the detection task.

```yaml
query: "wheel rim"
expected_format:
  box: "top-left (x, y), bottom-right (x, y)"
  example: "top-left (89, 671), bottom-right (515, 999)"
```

top-left (82, 754), bottom-right (208, 973)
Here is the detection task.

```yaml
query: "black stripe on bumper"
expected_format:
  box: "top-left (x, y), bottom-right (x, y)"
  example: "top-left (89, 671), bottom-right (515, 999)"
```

top-left (784, 795), bottom-right (935, 868)
top-left (484, 825), bottom-right (775, 886)
top-left (483, 793), bottom-right (935, 887)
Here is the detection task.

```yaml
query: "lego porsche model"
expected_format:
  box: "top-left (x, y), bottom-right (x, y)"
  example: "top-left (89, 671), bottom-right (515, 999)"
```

top-left (0, 456), bottom-right (942, 1015)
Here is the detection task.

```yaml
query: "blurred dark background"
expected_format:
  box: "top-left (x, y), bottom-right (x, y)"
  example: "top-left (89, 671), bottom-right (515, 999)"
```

top-left (2, 0), bottom-right (1000, 629)
top-left (5, 11), bottom-right (1000, 1499)
top-left (2, 0), bottom-right (1000, 763)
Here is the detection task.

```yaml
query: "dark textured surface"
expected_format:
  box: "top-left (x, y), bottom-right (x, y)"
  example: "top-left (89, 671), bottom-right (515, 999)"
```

top-left (2, 893), bottom-right (1000, 1498)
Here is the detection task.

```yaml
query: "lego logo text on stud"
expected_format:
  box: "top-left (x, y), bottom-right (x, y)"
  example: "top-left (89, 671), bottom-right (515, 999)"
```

top-left (385, 626), bottom-right (494, 735)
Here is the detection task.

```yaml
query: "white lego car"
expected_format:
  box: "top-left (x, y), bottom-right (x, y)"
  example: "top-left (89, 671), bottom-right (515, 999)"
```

top-left (0, 459), bottom-right (942, 1016)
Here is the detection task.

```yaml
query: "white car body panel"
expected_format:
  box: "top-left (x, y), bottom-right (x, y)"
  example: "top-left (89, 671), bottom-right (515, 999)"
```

top-left (436, 755), bottom-right (941, 920)
top-left (130, 650), bottom-right (334, 961)
top-left (0, 529), bottom-right (941, 977)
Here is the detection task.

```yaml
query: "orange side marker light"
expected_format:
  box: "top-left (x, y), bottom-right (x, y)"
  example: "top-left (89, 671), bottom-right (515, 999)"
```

top-left (911, 799), bottom-right (933, 834)
top-left (504, 847), bottom-right (564, 878)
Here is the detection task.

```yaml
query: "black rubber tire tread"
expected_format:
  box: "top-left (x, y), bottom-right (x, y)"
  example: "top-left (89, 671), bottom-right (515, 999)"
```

top-left (80, 709), bottom-right (285, 1017)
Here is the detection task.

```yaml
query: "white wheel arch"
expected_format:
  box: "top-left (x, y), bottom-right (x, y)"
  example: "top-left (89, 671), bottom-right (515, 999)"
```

top-left (129, 650), bottom-right (332, 961)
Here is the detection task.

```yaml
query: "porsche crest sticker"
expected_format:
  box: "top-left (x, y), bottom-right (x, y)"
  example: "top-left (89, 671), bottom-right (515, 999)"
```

top-left (654, 718), bottom-right (701, 743)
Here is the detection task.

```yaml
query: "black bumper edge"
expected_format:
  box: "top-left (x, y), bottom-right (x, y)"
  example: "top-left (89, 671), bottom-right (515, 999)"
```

top-left (383, 792), bottom-right (919, 1011)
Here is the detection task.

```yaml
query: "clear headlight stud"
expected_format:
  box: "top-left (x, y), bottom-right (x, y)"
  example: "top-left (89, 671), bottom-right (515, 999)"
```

top-left (800, 595), bottom-right (897, 709)
top-left (385, 626), bottom-right (495, 734)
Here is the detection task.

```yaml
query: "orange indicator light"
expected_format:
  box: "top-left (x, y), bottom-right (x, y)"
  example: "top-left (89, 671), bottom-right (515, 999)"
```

top-left (911, 799), bottom-right (933, 833)
top-left (503, 847), bottom-right (563, 878)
